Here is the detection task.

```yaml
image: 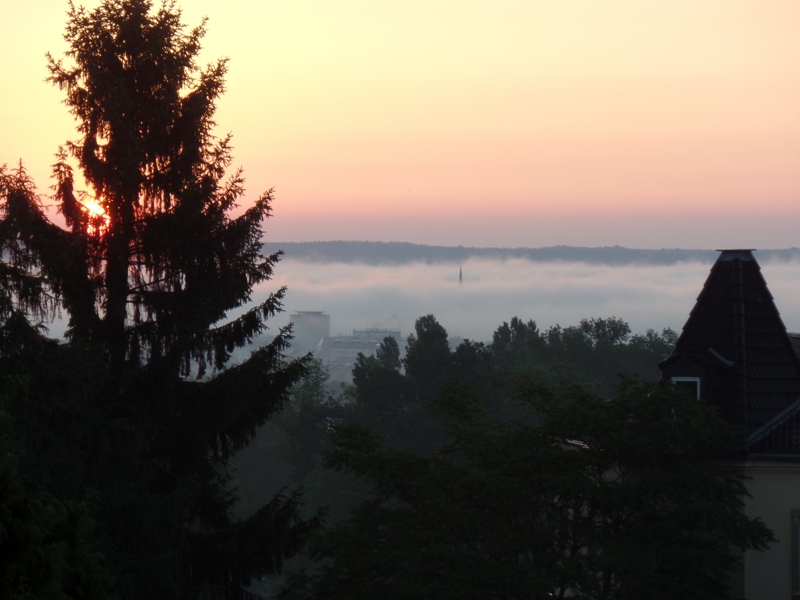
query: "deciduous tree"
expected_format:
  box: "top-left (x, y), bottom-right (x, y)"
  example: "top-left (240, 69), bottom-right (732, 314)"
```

top-left (281, 379), bottom-right (773, 600)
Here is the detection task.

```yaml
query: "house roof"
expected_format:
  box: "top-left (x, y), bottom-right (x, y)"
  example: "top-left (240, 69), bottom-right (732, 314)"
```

top-left (661, 250), bottom-right (800, 449)
top-left (748, 397), bottom-right (800, 455)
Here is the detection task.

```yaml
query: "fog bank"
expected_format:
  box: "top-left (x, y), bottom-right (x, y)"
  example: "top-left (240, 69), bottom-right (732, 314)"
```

top-left (256, 257), bottom-right (800, 345)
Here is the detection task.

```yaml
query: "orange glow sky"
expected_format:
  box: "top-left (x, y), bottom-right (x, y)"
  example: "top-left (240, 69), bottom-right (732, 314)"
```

top-left (2, 1), bottom-right (799, 248)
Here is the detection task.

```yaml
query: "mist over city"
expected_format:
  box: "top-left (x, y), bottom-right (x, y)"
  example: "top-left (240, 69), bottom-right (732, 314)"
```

top-left (258, 249), bottom-right (800, 344)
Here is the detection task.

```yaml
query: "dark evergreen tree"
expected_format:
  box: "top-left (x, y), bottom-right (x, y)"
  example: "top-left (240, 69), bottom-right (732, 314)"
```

top-left (0, 1), bottom-right (317, 598)
top-left (0, 377), bottom-right (115, 600)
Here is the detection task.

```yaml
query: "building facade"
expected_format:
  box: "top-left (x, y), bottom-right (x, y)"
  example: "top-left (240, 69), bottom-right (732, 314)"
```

top-left (317, 328), bottom-right (403, 381)
top-left (659, 249), bottom-right (800, 599)
top-left (289, 311), bottom-right (330, 355)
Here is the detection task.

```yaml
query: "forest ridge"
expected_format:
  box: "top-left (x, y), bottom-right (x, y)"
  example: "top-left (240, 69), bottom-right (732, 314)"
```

top-left (264, 241), bottom-right (800, 266)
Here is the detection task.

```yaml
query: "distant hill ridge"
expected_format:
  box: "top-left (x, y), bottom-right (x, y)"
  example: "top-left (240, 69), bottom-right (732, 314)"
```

top-left (262, 241), bottom-right (800, 266)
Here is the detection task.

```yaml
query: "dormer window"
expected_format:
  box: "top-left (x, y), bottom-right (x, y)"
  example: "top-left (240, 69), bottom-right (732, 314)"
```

top-left (672, 376), bottom-right (701, 399)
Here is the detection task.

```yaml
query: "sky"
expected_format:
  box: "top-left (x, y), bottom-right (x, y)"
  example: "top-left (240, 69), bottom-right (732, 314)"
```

top-left (2, 1), bottom-right (800, 248)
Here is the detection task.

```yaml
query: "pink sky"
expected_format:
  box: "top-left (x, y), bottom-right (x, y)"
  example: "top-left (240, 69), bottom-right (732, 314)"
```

top-left (2, 0), bottom-right (799, 248)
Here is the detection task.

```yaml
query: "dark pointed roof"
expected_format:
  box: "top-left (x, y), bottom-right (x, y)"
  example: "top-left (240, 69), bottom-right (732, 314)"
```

top-left (661, 249), bottom-right (800, 447)
top-left (748, 398), bottom-right (800, 455)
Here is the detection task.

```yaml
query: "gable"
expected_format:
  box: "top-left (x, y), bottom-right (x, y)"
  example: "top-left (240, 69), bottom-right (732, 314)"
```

top-left (660, 250), bottom-right (800, 450)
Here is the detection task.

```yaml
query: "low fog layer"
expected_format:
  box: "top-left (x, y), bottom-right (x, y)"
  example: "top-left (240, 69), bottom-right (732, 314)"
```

top-left (251, 257), bottom-right (800, 345)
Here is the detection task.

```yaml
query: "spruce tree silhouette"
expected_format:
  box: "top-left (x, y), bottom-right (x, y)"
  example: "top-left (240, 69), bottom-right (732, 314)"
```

top-left (0, 1), bottom-right (318, 598)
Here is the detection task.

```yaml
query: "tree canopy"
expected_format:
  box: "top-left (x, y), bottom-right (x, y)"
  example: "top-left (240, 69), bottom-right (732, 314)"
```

top-left (0, 376), bottom-right (115, 600)
top-left (233, 314), bottom-right (681, 524)
top-left (227, 315), bottom-right (771, 598)
top-left (279, 379), bottom-right (773, 600)
top-left (0, 1), bottom-right (316, 598)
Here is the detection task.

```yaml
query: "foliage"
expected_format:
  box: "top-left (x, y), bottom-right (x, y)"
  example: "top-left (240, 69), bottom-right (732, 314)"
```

top-left (234, 314), bottom-right (678, 530)
top-left (0, 377), bottom-right (115, 600)
top-left (403, 315), bottom-right (452, 399)
top-left (279, 379), bottom-right (773, 600)
top-left (224, 315), bottom-right (760, 597)
top-left (492, 316), bottom-right (677, 391)
top-left (0, 1), bottom-right (318, 598)
top-left (233, 359), bottom-right (349, 521)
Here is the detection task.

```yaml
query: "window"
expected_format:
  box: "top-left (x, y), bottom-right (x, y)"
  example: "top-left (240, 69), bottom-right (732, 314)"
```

top-left (671, 376), bottom-right (701, 399)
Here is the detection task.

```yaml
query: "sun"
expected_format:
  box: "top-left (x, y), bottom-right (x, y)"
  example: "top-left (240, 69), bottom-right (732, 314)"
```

top-left (80, 197), bottom-right (110, 234)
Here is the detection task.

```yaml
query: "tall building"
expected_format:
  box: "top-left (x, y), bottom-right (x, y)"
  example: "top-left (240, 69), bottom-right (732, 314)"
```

top-left (289, 311), bottom-right (330, 354)
top-left (351, 328), bottom-right (403, 346)
top-left (317, 328), bottom-right (403, 381)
